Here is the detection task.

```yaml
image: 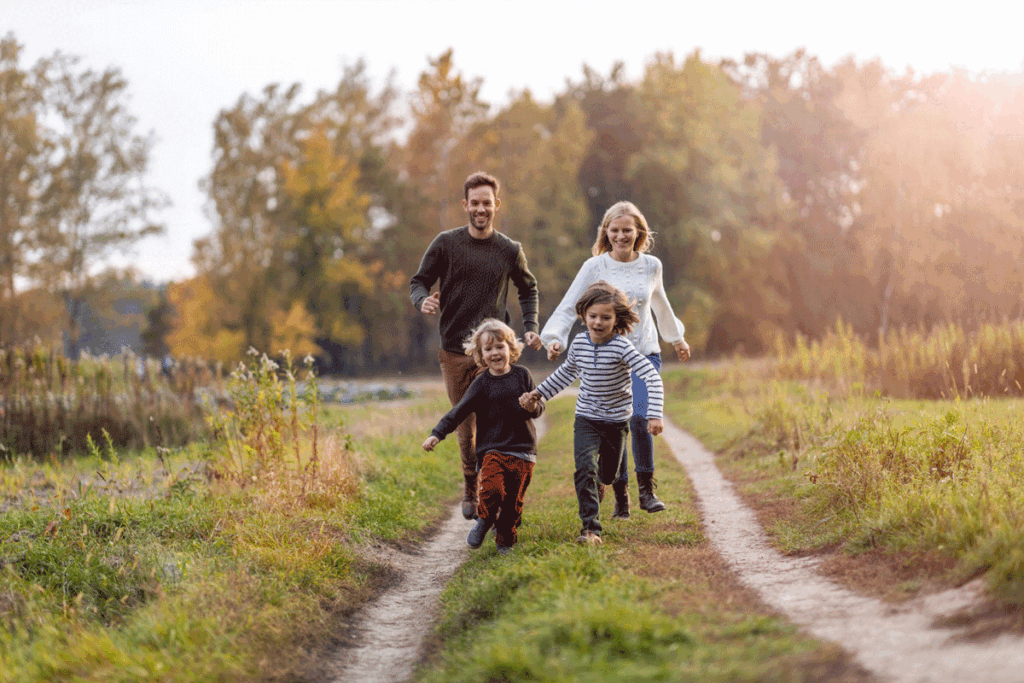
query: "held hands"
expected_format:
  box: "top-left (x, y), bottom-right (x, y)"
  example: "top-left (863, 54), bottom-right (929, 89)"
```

top-left (546, 341), bottom-right (562, 361)
top-left (524, 331), bottom-right (543, 351)
top-left (647, 418), bottom-right (664, 436)
top-left (420, 291), bottom-right (440, 315)
top-left (519, 390), bottom-right (542, 412)
top-left (673, 339), bottom-right (691, 362)
top-left (422, 436), bottom-right (440, 451)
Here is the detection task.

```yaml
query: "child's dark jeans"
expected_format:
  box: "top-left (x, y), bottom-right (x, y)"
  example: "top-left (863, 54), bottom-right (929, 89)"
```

top-left (477, 450), bottom-right (535, 548)
top-left (573, 416), bottom-right (628, 535)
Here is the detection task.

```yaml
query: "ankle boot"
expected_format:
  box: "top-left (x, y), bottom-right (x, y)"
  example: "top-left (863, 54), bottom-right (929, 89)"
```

top-left (462, 473), bottom-right (478, 520)
top-left (637, 472), bottom-right (666, 513)
top-left (612, 480), bottom-right (630, 519)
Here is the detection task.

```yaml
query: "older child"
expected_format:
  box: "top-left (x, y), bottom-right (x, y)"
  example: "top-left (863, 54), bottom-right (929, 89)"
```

top-left (423, 319), bottom-right (544, 555)
top-left (520, 281), bottom-right (663, 545)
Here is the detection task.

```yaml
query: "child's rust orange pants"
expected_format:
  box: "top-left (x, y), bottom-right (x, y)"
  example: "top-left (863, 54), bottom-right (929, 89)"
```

top-left (476, 450), bottom-right (535, 548)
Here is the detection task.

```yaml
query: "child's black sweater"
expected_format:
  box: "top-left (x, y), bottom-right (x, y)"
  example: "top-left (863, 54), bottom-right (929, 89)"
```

top-left (431, 364), bottom-right (544, 463)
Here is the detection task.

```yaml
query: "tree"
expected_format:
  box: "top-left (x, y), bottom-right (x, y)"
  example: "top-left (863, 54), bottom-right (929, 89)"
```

top-left (180, 62), bottom-right (406, 370)
top-left (278, 127), bottom-right (373, 364)
top-left (190, 82), bottom-right (307, 361)
top-left (33, 52), bottom-right (167, 357)
top-left (724, 51), bottom-right (873, 339)
top-left (628, 52), bottom-right (787, 353)
top-left (0, 34), bottom-right (46, 343)
top-left (561, 62), bottom-right (643, 231)
top-left (403, 48), bottom-right (489, 233)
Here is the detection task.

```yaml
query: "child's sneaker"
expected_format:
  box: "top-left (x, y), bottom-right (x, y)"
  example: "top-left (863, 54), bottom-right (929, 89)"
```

top-left (496, 545), bottom-right (513, 556)
top-left (575, 530), bottom-right (602, 545)
top-left (467, 518), bottom-right (493, 549)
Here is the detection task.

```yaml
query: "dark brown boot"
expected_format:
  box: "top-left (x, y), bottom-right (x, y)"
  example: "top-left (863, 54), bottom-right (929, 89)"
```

top-left (462, 473), bottom-right (478, 520)
top-left (612, 480), bottom-right (630, 519)
top-left (637, 472), bottom-right (666, 513)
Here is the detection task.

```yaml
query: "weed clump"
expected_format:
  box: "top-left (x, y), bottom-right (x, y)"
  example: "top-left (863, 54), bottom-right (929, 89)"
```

top-left (206, 348), bottom-right (359, 510)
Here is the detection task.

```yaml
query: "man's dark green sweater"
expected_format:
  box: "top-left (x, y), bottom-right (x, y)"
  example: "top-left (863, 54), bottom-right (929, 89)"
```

top-left (410, 226), bottom-right (539, 353)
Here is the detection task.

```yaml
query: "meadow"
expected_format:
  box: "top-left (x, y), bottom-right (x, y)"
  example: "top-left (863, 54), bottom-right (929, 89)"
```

top-left (3, 319), bottom-right (1024, 680)
top-left (667, 323), bottom-right (1024, 615)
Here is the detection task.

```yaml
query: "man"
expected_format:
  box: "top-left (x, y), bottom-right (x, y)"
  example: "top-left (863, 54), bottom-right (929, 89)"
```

top-left (410, 172), bottom-right (543, 519)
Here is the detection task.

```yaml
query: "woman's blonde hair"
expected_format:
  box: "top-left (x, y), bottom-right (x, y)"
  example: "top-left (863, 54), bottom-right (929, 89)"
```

top-left (591, 200), bottom-right (653, 256)
top-left (462, 318), bottom-right (524, 367)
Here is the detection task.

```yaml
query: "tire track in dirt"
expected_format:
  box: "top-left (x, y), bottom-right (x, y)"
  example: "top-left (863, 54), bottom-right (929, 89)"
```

top-left (330, 414), bottom-right (549, 683)
top-left (662, 418), bottom-right (1024, 683)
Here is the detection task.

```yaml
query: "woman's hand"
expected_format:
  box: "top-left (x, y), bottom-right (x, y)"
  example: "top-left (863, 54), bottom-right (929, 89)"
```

top-left (673, 339), bottom-right (691, 362)
top-left (524, 331), bottom-right (543, 350)
top-left (422, 436), bottom-right (440, 451)
top-left (647, 418), bottom-right (664, 436)
top-left (546, 341), bottom-right (562, 361)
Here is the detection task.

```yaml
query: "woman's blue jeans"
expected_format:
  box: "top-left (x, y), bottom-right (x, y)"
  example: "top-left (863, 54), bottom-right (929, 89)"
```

top-left (621, 352), bottom-right (662, 483)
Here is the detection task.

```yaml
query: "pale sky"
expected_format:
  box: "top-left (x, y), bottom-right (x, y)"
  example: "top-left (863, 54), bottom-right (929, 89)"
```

top-left (5, 0), bottom-right (1024, 283)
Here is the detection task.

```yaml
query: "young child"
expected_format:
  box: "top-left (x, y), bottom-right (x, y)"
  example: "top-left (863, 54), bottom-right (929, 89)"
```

top-left (423, 319), bottom-right (544, 555)
top-left (520, 281), bottom-right (663, 546)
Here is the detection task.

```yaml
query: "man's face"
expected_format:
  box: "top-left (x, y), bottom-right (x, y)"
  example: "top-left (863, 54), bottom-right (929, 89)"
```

top-left (463, 185), bottom-right (500, 231)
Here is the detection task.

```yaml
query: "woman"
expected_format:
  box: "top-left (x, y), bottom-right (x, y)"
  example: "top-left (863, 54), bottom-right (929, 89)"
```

top-left (540, 201), bottom-right (690, 517)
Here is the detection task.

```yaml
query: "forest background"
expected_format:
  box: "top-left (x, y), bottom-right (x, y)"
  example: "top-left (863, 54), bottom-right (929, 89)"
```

top-left (4, 32), bottom-right (1024, 373)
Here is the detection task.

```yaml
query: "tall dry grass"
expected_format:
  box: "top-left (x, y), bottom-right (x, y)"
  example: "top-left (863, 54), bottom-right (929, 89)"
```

top-left (774, 320), bottom-right (1024, 399)
top-left (1, 343), bottom-right (216, 460)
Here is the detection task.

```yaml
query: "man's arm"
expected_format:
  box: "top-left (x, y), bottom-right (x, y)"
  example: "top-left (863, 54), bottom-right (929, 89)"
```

top-left (510, 246), bottom-right (542, 349)
top-left (410, 233), bottom-right (445, 312)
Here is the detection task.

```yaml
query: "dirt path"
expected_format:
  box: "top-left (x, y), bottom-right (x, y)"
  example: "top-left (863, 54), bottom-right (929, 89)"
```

top-left (329, 414), bottom-right (549, 683)
top-left (662, 418), bottom-right (1024, 683)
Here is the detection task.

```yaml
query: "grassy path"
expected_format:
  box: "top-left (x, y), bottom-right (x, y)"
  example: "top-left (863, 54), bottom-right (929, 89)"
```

top-left (416, 394), bottom-right (868, 683)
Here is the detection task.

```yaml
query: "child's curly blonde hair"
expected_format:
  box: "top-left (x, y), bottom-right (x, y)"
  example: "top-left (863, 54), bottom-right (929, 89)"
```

top-left (463, 318), bottom-right (524, 367)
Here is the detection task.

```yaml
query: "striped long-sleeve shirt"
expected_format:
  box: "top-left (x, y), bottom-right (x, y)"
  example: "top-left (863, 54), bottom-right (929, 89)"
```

top-left (535, 333), bottom-right (663, 423)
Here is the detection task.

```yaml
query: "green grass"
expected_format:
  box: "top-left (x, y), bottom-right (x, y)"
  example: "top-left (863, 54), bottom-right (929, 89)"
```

top-left (662, 363), bottom-right (1024, 606)
top-left (0, 391), bottom-right (460, 682)
top-left (419, 396), bottom-right (863, 683)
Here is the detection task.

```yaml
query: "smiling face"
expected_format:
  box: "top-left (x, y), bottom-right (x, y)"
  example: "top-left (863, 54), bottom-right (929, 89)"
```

top-left (463, 185), bottom-right (500, 236)
top-left (605, 215), bottom-right (639, 262)
top-left (584, 301), bottom-right (617, 345)
top-left (480, 332), bottom-right (512, 375)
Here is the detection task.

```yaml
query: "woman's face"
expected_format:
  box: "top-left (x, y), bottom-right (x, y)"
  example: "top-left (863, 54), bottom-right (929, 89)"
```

top-left (605, 215), bottom-right (639, 261)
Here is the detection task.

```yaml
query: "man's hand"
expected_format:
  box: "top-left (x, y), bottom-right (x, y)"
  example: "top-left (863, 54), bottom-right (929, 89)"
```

top-left (420, 291), bottom-right (440, 315)
top-left (524, 331), bottom-right (542, 350)
top-left (647, 418), bottom-right (663, 436)
top-left (546, 341), bottom-right (562, 361)
top-left (422, 435), bottom-right (440, 451)
top-left (519, 390), bottom-right (542, 411)
top-left (673, 339), bottom-right (691, 362)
